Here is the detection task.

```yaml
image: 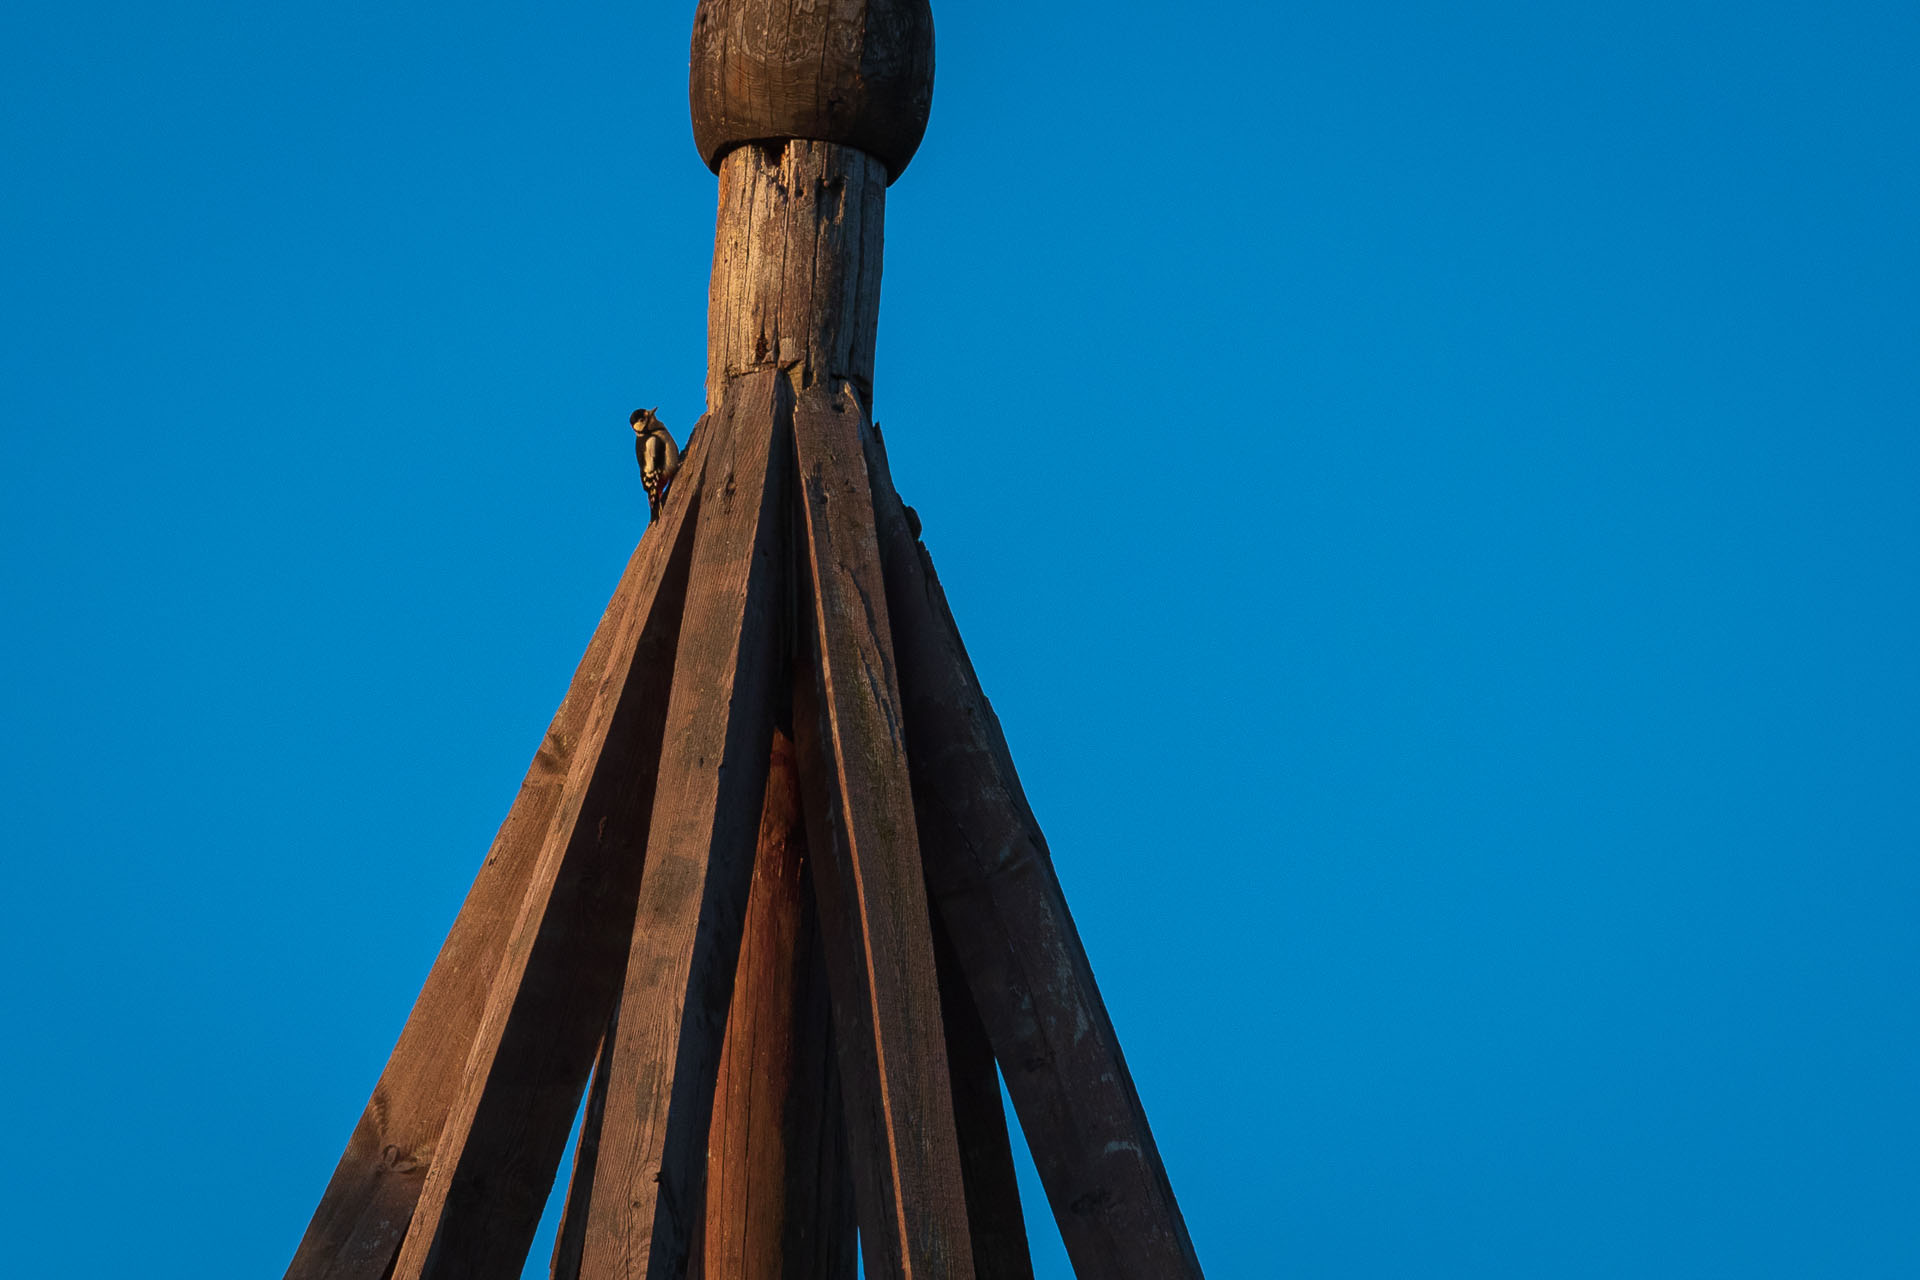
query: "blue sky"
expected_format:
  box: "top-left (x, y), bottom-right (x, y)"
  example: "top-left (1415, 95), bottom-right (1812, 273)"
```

top-left (2, 1), bottom-right (1917, 1276)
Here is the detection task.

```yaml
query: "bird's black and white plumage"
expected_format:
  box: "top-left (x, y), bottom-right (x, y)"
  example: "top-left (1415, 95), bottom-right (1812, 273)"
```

top-left (631, 407), bottom-right (681, 524)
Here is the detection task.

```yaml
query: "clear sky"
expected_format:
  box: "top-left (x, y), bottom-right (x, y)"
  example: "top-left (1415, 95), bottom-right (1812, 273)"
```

top-left (2, 1), bottom-right (1916, 1276)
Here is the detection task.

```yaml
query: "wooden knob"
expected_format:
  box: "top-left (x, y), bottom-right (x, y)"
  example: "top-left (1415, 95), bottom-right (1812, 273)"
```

top-left (689, 0), bottom-right (934, 183)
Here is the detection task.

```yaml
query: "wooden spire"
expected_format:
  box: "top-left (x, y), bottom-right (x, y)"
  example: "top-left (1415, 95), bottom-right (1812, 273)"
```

top-left (286, 3), bottom-right (1202, 1277)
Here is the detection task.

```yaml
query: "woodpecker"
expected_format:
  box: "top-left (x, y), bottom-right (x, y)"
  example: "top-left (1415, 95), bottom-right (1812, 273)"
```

top-left (631, 407), bottom-right (681, 524)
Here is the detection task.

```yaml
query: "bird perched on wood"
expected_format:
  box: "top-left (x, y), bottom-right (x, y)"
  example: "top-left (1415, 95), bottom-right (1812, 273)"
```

top-left (631, 407), bottom-right (681, 524)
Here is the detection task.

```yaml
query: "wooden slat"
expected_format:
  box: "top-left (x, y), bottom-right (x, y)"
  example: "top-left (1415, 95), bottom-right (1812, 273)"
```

top-left (577, 367), bottom-right (792, 1278)
top-left (861, 425), bottom-right (1207, 1280)
top-left (382, 427), bottom-right (715, 1280)
top-left (285, 423), bottom-right (710, 1280)
top-left (932, 919), bottom-right (1036, 1280)
top-left (702, 729), bottom-right (858, 1280)
top-left (788, 385), bottom-right (975, 1280)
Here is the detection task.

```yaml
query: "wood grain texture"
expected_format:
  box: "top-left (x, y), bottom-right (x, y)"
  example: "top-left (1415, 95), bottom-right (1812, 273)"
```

top-left (689, 0), bottom-right (934, 182)
top-left (703, 729), bottom-right (858, 1280)
top-left (789, 385), bottom-right (974, 1280)
top-left (286, 425), bottom-right (710, 1280)
top-left (577, 367), bottom-right (792, 1280)
top-left (706, 141), bottom-right (886, 415)
top-left (381, 427), bottom-right (714, 1280)
top-left (861, 427), bottom-right (1206, 1280)
top-left (933, 918), bottom-right (1036, 1280)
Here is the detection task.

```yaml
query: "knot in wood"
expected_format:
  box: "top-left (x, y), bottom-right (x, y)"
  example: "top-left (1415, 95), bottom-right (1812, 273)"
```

top-left (689, 0), bottom-right (934, 183)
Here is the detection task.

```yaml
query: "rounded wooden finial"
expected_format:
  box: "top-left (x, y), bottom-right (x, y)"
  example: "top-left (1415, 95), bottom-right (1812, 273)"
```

top-left (689, 0), bottom-right (934, 183)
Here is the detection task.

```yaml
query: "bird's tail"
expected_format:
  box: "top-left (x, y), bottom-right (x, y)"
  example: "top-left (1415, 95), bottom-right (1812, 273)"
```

top-left (647, 493), bottom-right (661, 524)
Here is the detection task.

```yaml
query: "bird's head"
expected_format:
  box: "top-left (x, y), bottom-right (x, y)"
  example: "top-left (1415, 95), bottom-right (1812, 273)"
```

top-left (630, 407), bottom-right (661, 436)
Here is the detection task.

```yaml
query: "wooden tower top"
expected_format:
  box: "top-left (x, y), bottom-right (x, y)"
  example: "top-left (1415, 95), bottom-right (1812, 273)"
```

top-left (689, 0), bottom-right (935, 182)
top-left (287, 5), bottom-right (1202, 1278)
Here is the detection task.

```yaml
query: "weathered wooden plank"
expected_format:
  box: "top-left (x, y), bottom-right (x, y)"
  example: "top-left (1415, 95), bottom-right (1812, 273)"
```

top-left (381, 426), bottom-right (715, 1280)
top-left (932, 919), bottom-right (1036, 1280)
top-left (789, 385), bottom-right (974, 1280)
top-left (577, 367), bottom-right (792, 1279)
top-left (702, 729), bottom-right (858, 1280)
top-left (285, 424), bottom-right (710, 1280)
top-left (862, 425), bottom-right (1206, 1280)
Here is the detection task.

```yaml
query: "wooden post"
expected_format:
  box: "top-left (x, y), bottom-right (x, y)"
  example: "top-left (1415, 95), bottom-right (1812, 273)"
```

top-left (547, 1003), bottom-right (619, 1280)
top-left (384, 436), bottom-right (713, 1280)
top-left (863, 432), bottom-right (1207, 1279)
top-left (577, 372), bottom-right (792, 1279)
top-left (705, 140), bottom-right (887, 416)
top-left (694, 0), bottom-right (932, 413)
top-left (791, 389), bottom-right (974, 1279)
top-left (285, 551), bottom-right (639, 1280)
top-left (702, 730), bottom-right (857, 1279)
top-left (932, 916), bottom-right (1036, 1280)
top-left (692, 6), bottom-right (975, 1277)
top-left (285, 416), bottom-right (711, 1280)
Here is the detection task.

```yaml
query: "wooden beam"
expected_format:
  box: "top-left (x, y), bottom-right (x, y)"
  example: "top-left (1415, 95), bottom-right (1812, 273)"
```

top-left (381, 430), bottom-right (714, 1280)
top-left (771, 1015), bottom-right (859, 1280)
top-left (577, 367), bottom-right (792, 1278)
top-left (789, 385), bottom-right (975, 1280)
top-left (702, 729), bottom-right (858, 1280)
top-left (286, 423), bottom-right (710, 1280)
top-left (547, 1000), bottom-right (617, 1280)
top-left (862, 425), bottom-right (1207, 1280)
top-left (933, 918), bottom-right (1036, 1280)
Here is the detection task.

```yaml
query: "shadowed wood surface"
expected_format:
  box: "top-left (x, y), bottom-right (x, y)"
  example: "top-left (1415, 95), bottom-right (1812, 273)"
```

top-left (703, 729), bottom-right (859, 1280)
top-left (861, 426), bottom-right (1206, 1280)
top-left (578, 368), bottom-right (793, 1280)
top-left (933, 918), bottom-right (1036, 1280)
top-left (382, 429), bottom-right (712, 1280)
top-left (789, 386), bottom-right (974, 1280)
top-left (689, 0), bottom-right (934, 182)
top-left (706, 141), bottom-right (886, 414)
top-left (288, 427), bottom-right (709, 1280)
